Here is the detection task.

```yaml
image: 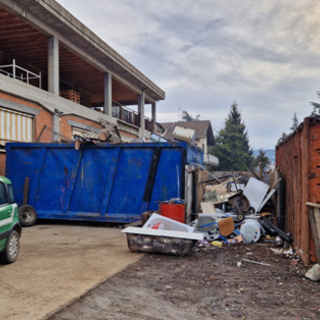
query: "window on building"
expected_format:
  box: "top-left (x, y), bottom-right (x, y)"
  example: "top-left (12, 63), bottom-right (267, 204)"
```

top-left (0, 107), bottom-right (33, 148)
top-left (72, 126), bottom-right (90, 140)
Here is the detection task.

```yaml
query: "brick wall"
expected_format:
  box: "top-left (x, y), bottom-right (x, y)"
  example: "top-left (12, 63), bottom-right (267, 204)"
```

top-left (60, 115), bottom-right (138, 141)
top-left (36, 108), bottom-right (53, 142)
top-left (0, 92), bottom-right (42, 113)
top-left (60, 115), bottom-right (103, 139)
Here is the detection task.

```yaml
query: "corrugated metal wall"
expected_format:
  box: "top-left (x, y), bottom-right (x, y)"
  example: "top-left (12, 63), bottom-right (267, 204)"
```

top-left (276, 117), bottom-right (319, 264)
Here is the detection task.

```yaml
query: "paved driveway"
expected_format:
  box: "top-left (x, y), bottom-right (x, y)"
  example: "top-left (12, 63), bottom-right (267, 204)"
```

top-left (0, 223), bottom-right (142, 320)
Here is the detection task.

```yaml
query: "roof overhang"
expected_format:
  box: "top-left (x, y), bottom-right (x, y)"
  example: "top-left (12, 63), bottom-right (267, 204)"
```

top-left (0, 0), bottom-right (165, 103)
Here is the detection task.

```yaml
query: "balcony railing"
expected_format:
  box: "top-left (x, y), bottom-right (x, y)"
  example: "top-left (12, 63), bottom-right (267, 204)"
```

top-left (1, 59), bottom-right (154, 132)
top-left (0, 59), bottom-right (41, 88)
top-left (112, 105), bottom-right (154, 131)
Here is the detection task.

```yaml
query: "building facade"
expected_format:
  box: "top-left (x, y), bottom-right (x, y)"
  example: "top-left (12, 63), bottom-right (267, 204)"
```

top-left (0, 0), bottom-right (165, 175)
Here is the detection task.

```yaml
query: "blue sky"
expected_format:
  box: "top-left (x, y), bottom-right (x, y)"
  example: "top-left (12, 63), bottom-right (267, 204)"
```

top-left (57, 0), bottom-right (320, 149)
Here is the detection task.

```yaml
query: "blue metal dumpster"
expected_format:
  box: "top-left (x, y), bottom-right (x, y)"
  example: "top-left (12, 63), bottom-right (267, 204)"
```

top-left (5, 142), bottom-right (202, 223)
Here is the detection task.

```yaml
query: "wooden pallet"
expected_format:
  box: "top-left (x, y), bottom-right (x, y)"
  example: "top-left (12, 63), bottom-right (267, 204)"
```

top-left (60, 90), bottom-right (80, 104)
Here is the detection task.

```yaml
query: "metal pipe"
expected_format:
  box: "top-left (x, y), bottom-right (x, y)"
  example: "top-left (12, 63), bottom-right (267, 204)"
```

top-left (13, 59), bottom-right (16, 79)
top-left (0, 64), bottom-right (14, 68)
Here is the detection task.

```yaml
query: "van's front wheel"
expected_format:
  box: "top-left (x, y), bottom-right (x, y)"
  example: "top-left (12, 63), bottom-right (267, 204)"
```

top-left (19, 205), bottom-right (37, 227)
top-left (0, 230), bottom-right (20, 264)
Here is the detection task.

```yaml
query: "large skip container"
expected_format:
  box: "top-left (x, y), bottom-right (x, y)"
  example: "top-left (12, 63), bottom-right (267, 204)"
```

top-left (5, 142), bottom-right (202, 223)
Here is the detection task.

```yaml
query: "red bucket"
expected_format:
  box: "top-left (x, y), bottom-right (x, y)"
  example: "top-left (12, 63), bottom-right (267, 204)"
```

top-left (160, 204), bottom-right (185, 223)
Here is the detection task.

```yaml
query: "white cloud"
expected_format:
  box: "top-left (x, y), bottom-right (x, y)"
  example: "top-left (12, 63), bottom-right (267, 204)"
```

top-left (57, 0), bottom-right (320, 149)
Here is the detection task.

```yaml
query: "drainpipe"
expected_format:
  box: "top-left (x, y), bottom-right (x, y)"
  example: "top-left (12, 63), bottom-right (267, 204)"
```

top-left (53, 108), bottom-right (61, 142)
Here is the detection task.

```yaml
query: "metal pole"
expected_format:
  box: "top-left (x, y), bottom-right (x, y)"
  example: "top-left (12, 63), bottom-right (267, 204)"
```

top-left (138, 93), bottom-right (145, 138)
top-left (103, 72), bottom-right (112, 116)
top-left (13, 59), bottom-right (16, 79)
top-left (39, 72), bottom-right (42, 88)
top-left (151, 102), bottom-right (157, 132)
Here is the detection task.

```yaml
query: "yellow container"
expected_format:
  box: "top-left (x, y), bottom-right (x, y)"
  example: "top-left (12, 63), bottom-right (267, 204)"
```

top-left (211, 241), bottom-right (223, 248)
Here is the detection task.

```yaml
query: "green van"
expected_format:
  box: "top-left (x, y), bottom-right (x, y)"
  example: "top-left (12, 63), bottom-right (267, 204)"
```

top-left (0, 176), bottom-right (22, 264)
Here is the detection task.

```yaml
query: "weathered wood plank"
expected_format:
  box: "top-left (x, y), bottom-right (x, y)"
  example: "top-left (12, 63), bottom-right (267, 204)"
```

top-left (308, 205), bottom-right (320, 264)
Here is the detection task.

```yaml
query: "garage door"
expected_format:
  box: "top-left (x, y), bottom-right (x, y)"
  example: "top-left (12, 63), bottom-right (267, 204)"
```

top-left (0, 107), bottom-right (33, 144)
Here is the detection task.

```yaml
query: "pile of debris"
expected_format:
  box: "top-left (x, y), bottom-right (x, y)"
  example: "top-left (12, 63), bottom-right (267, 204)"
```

top-left (193, 175), bottom-right (292, 248)
top-left (74, 119), bottom-right (122, 149)
top-left (122, 174), bottom-right (295, 258)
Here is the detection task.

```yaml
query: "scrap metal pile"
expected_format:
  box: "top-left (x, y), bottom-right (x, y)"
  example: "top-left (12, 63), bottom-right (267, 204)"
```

top-left (122, 173), bottom-right (293, 256)
top-left (74, 118), bottom-right (122, 150)
top-left (194, 174), bottom-right (293, 248)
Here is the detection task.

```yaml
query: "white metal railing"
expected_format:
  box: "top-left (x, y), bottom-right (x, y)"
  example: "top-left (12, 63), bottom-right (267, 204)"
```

top-left (204, 153), bottom-right (219, 166)
top-left (0, 59), bottom-right (41, 88)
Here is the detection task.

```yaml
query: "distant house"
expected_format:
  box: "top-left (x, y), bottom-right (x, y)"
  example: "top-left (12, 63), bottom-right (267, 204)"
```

top-left (160, 120), bottom-right (219, 166)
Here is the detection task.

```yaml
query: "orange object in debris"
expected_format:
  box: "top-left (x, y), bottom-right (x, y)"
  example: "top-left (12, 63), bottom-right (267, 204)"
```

top-left (151, 222), bottom-right (165, 230)
top-left (160, 204), bottom-right (185, 223)
top-left (217, 217), bottom-right (234, 237)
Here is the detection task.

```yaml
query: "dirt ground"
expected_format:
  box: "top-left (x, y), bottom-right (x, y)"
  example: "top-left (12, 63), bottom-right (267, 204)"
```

top-left (49, 244), bottom-right (320, 320)
top-left (0, 222), bottom-right (142, 320)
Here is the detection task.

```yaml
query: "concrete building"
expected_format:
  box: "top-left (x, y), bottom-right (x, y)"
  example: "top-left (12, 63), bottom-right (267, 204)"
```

top-left (160, 120), bottom-right (219, 166)
top-left (0, 0), bottom-right (165, 175)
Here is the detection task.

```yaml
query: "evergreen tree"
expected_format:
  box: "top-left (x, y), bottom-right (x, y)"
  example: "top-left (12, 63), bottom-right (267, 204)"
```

top-left (212, 102), bottom-right (254, 171)
top-left (310, 90), bottom-right (320, 116)
top-left (277, 132), bottom-right (288, 145)
top-left (290, 112), bottom-right (299, 131)
top-left (310, 106), bottom-right (318, 117)
top-left (253, 148), bottom-right (270, 171)
top-left (181, 110), bottom-right (200, 122)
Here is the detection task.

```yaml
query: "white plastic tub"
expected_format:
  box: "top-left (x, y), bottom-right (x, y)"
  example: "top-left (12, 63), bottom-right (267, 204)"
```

top-left (143, 213), bottom-right (195, 233)
top-left (122, 227), bottom-right (203, 255)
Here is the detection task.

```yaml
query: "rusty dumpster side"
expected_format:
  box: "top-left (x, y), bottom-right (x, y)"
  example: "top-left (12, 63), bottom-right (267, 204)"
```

top-left (276, 117), bottom-right (320, 264)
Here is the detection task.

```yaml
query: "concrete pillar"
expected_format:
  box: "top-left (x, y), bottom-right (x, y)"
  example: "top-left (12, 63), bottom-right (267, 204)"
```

top-left (48, 36), bottom-right (59, 95)
top-left (104, 72), bottom-right (112, 116)
top-left (151, 102), bottom-right (157, 132)
top-left (52, 113), bottom-right (60, 141)
top-left (138, 93), bottom-right (145, 138)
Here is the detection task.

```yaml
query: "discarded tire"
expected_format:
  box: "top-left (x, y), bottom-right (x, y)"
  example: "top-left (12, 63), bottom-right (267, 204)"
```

top-left (18, 205), bottom-right (37, 227)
